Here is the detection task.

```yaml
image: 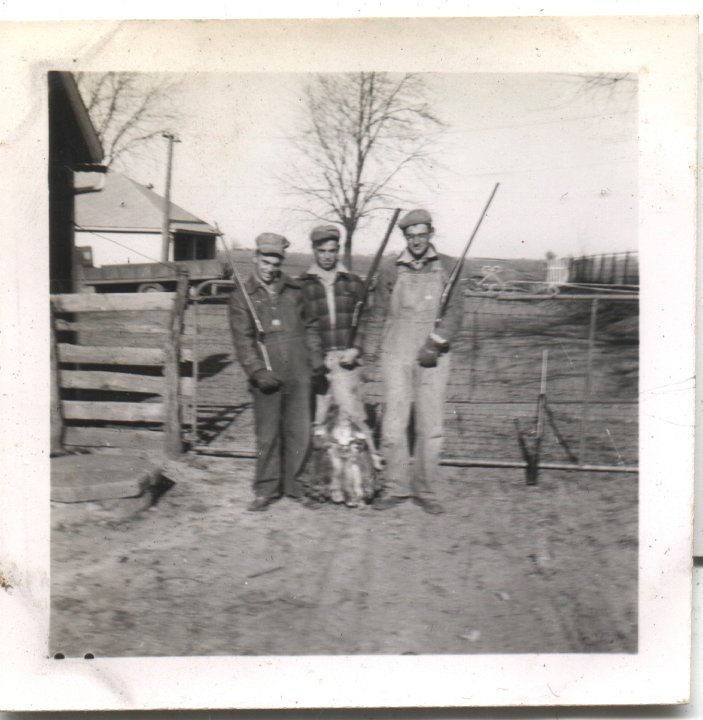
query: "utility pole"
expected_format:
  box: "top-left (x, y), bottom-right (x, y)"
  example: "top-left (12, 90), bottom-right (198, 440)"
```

top-left (161, 132), bottom-right (180, 263)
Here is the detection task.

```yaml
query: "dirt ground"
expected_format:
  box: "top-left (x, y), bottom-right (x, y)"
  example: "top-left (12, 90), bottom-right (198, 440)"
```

top-left (51, 292), bottom-right (638, 657)
top-left (51, 454), bottom-right (637, 657)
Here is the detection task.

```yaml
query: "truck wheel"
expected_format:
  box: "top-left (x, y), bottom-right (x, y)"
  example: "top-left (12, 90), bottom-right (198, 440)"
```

top-left (137, 282), bottom-right (165, 293)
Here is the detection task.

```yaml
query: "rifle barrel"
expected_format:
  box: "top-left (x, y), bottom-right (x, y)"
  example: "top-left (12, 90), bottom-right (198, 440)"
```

top-left (221, 238), bottom-right (273, 372)
top-left (346, 208), bottom-right (401, 348)
top-left (438, 182), bottom-right (500, 321)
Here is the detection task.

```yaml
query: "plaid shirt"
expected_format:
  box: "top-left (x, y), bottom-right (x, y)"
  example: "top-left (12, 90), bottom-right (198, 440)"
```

top-left (299, 264), bottom-right (365, 352)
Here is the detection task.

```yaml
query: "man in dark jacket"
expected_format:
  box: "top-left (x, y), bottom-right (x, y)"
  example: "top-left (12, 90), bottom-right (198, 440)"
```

top-left (364, 209), bottom-right (464, 515)
top-left (299, 224), bottom-right (381, 470)
top-left (229, 232), bottom-right (323, 511)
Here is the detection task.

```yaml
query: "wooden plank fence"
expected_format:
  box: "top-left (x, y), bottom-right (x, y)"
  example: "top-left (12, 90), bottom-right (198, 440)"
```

top-left (50, 275), bottom-right (191, 458)
top-left (568, 252), bottom-right (639, 287)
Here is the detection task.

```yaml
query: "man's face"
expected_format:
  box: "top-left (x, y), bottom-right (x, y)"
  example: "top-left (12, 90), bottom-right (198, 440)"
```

top-left (255, 252), bottom-right (283, 284)
top-left (313, 239), bottom-right (340, 271)
top-left (404, 224), bottom-right (433, 259)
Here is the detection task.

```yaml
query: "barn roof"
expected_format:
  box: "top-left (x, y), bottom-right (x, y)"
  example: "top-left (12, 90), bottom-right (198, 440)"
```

top-left (74, 170), bottom-right (219, 235)
top-left (49, 72), bottom-right (104, 166)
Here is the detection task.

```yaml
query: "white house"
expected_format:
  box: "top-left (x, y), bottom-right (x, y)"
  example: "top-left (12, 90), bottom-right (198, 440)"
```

top-left (74, 170), bottom-right (220, 267)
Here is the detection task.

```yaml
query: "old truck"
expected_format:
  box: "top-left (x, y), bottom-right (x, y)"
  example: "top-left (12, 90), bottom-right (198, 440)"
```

top-left (77, 254), bottom-right (231, 294)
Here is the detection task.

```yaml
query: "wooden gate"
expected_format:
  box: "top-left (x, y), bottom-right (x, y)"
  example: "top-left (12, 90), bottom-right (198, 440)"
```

top-left (50, 277), bottom-right (191, 458)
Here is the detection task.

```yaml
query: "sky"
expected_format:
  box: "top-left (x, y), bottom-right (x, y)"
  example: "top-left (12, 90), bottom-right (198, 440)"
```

top-left (113, 71), bottom-right (638, 260)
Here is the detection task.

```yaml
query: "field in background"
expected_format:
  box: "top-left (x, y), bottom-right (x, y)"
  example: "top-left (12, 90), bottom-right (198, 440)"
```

top-left (218, 248), bottom-right (548, 286)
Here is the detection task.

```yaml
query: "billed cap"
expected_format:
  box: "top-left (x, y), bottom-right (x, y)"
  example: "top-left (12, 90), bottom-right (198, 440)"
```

top-left (398, 208), bottom-right (432, 231)
top-left (255, 232), bottom-right (289, 257)
top-left (310, 224), bottom-right (341, 244)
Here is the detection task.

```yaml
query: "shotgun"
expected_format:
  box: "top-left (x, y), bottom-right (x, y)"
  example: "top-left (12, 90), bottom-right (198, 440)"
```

top-left (346, 208), bottom-right (401, 349)
top-left (529, 348), bottom-right (549, 485)
top-left (516, 349), bottom-right (549, 486)
top-left (221, 237), bottom-right (273, 372)
top-left (436, 182), bottom-right (500, 326)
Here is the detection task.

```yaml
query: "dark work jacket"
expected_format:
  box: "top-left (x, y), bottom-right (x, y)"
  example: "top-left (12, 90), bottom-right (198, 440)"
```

top-left (228, 272), bottom-right (323, 380)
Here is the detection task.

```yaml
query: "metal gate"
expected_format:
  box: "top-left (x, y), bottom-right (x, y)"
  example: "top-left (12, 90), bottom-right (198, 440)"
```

top-left (186, 281), bottom-right (639, 480)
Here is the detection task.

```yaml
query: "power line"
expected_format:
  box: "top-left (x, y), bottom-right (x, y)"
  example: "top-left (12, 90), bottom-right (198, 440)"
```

top-left (73, 224), bottom-right (178, 269)
top-left (442, 110), bottom-right (634, 135)
top-left (449, 156), bottom-right (637, 179)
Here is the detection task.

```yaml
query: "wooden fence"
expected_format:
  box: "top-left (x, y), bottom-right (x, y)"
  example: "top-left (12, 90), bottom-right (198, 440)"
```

top-left (50, 276), bottom-right (191, 458)
top-left (568, 252), bottom-right (639, 287)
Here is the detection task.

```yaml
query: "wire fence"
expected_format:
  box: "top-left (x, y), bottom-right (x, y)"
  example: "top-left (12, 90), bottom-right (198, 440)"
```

top-left (188, 288), bottom-right (639, 472)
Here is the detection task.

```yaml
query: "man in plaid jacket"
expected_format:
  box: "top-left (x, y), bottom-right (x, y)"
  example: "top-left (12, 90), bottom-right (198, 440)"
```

top-left (299, 224), bottom-right (381, 469)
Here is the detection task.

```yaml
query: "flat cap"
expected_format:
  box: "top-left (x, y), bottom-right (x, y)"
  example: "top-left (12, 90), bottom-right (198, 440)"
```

top-left (398, 208), bottom-right (432, 231)
top-left (310, 224), bottom-right (341, 244)
top-left (255, 232), bottom-right (290, 257)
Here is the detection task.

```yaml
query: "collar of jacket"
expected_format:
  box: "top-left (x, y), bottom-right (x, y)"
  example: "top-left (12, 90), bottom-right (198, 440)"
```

top-left (303, 262), bottom-right (351, 280)
top-left (245, 272), bottom-right (301, 294)
top-left (396, 244), bottom-right (439, 267)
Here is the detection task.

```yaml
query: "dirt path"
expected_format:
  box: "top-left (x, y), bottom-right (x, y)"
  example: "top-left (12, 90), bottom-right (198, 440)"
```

top-left (51, 456), bottom-right (637, 657)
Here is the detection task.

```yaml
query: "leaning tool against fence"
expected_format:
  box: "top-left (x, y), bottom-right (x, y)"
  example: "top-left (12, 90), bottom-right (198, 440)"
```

top-left (227, 232), bottom-right (323, 512)
top-left (365, 185), bottom-right (499, 515)
top-left (516, 349), bottom-right (549, 486)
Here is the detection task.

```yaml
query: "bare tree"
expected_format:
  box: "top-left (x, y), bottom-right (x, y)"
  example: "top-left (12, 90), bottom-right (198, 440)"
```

top-left (286, 72), bottom-right (445, 268)
top-left (553, 72), bottom-right (637, 110)
top-left (76, 72), bottom-right (181, 172)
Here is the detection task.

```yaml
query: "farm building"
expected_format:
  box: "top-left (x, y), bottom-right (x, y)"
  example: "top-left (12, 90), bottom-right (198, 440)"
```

top-left (48, 71), bottom-right (106, 293)
top-left (74, 170), bottom-right (220, 268)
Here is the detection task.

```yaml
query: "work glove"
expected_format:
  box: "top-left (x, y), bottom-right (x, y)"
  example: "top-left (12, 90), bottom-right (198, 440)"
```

top-left (339, 347), bottom-right (361, 369)
top-left (252, 368), bottom-right (281, 393)
top-left (417, 335), bottom-right (447, 368)
top-left (311, 363), bottom-right (329, 394)
top-left (311, 363), bottom-right (328, 377)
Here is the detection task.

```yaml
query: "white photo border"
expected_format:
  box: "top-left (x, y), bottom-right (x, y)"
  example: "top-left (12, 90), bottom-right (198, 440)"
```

top-left (0, 15), bottom-right (696, 711)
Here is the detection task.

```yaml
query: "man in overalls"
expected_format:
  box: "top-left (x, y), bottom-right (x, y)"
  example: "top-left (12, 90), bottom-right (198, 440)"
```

top-left (366, 209), bottom-right (464, 514)
top-left (228, 233), bottom-right (323, 511)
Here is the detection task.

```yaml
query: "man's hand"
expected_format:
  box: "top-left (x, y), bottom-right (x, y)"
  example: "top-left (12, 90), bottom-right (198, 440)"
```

top-left (339, 347), bottom-right (361, 369)
top-left (417, 343), bottom-right (439, 368)
top-left (417, 335), bottom-right (447, 368)
top-left (312, 363), bottom-right (328, 377)
top-left (252, 368), bottom-right (281, 393)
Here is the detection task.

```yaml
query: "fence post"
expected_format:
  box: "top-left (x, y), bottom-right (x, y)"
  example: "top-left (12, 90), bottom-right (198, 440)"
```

top-left (164, 271), bottom-right (189, 458)
top-left (190, 288), bottom-right (200, 448)
top-left (596, 255), bottom-right (604, 284)
top-left (50, 307), bottom-right (65, 455)
top-left (578, 298), bottom-right (599, 464)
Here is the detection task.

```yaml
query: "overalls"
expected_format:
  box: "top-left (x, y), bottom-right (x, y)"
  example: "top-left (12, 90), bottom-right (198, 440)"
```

top-left (380, 261), bottom-right (450, 500)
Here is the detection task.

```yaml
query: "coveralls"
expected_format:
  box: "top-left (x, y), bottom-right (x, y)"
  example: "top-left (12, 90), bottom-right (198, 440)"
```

top-left (368, 246), bottom-right (464, 500)
top-left (228, 272), bottom-right (322, 500)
